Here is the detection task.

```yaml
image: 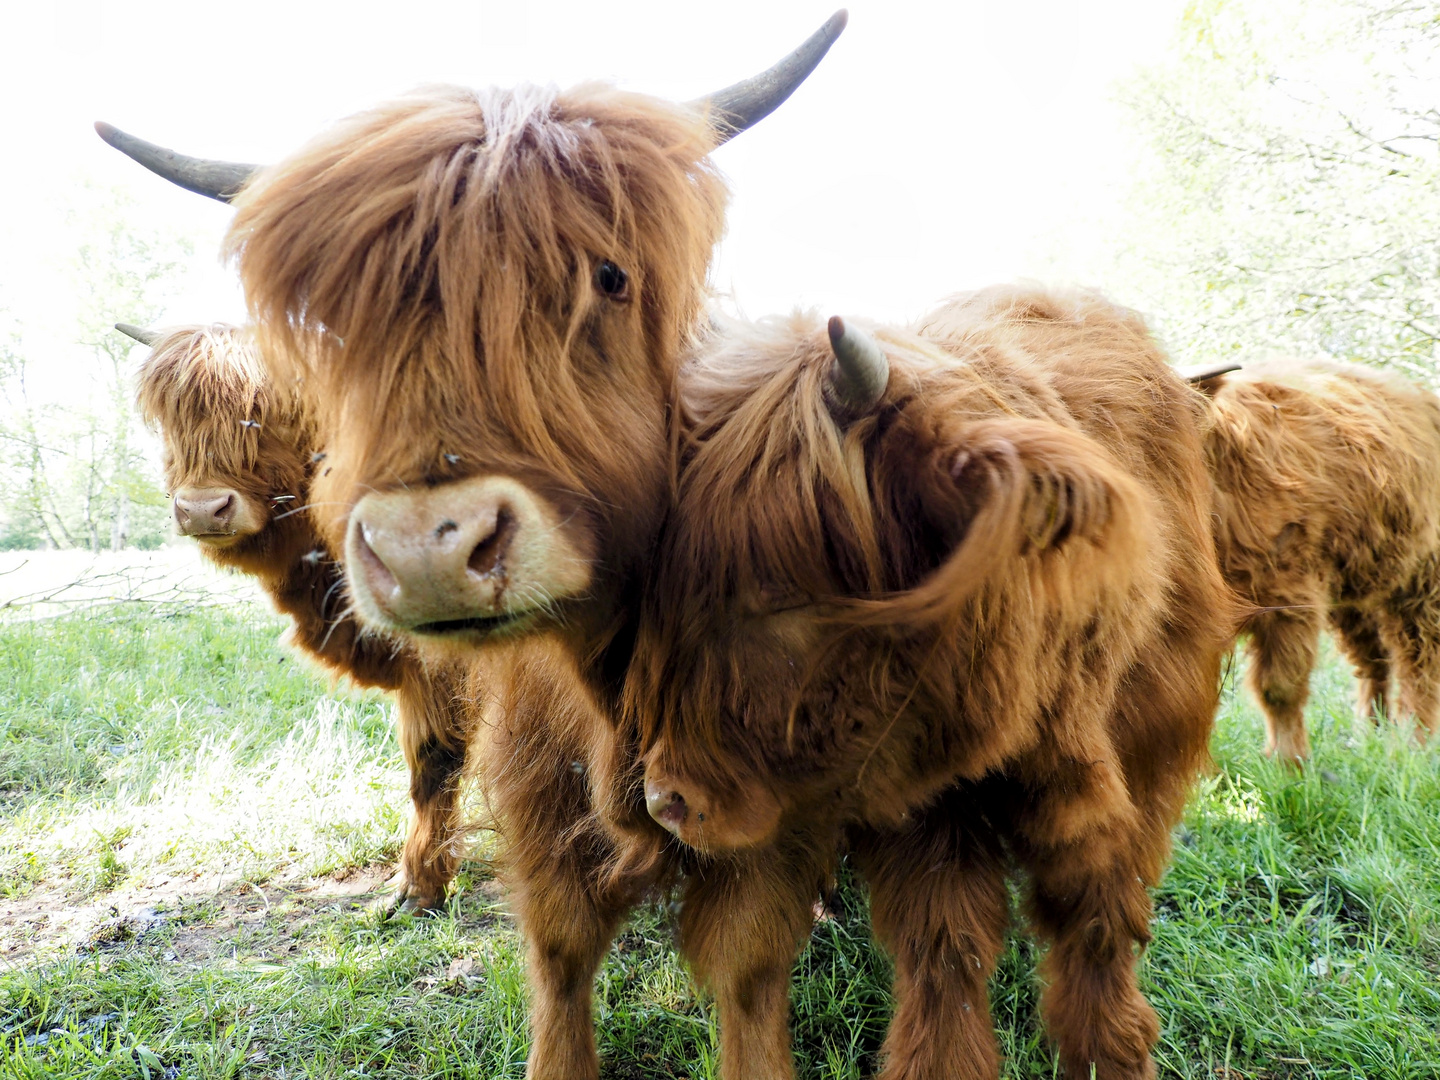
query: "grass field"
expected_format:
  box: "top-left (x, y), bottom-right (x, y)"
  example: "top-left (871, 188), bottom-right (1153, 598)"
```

top-left (1, 603), bottom-right (1438, 1079)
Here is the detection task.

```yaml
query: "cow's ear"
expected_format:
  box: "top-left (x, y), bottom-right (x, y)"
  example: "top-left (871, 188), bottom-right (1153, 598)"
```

top-left (868, 419), bottom-right (1156, 626)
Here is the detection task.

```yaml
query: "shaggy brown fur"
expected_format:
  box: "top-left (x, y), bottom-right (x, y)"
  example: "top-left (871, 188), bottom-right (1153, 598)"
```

top-left (1201, 359), bottom-right (1440, 761)
top-left (217, 82), bottom-right (805, 1080)
top-left (618, 286), bottom-right (1241, 1079)
top-left (225, 84), bottom-right (727, 638)
top-left (134, 324), bottom-right (475, 912)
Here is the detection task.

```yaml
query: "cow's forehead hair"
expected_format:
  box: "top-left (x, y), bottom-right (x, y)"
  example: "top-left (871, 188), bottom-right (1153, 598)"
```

top-left (135, 324), bottom-right (306, 485)
top-left (666, 312), bottom-right (974, 614)
top-left (227, 81), bottom-right (728, 490)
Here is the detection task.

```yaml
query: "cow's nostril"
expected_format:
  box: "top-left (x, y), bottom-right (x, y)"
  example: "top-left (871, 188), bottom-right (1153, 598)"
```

top-left (213, 494), bottom-right (235, 525)
top-left (354, 522), bottom-right (400, 599)
top-left (468, 508), bottom-right (517, 578)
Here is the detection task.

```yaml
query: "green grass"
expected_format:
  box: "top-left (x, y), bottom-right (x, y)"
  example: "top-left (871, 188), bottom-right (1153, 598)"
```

top-left (1, 606), bottom-right (1438, 1078)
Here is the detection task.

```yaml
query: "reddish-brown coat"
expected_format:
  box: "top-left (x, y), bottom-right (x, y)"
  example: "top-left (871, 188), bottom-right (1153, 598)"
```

top-left (134, 324), bottom-right (473, 912)
top-left (619, 287), bottom-right (1243, 1079)
top-left (1202, 359), bottom-right (1440, 761)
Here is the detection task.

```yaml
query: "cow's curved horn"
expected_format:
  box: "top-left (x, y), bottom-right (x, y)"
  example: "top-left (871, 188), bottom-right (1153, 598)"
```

top-left (1177, 360), bottom-right (1242, 383)
top-left (94, 121), bottom-right (259, 203)
top-left (693, 10), bottom-right (848, 144)
top-left (825, 315), bottom-right (888, 419)
top-left (115, 322), bottom-right (162, 347)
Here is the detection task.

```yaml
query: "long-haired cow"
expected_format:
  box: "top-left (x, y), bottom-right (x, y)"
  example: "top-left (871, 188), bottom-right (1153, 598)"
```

top-left (1201, 359), bottom-right (1440, 762)
top-left (99, 17), bottom-right (848, 1079)
top-left (127, 323), bottom-right (473, 914)
top-left (620, 287), bottom-right (1241, 1079)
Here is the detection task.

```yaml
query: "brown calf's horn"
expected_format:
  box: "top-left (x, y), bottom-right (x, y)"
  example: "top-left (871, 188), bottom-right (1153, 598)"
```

top-left (825, 315), bottom-right (888, 418)
top-left (1178, 361), bottom-right (1242, 383)
top-left (690, 9), bottom-right (849, 143)
top-left (115, 322), bottom-right (161, 347)
top-left (94, 121), bottom-right (258, 203)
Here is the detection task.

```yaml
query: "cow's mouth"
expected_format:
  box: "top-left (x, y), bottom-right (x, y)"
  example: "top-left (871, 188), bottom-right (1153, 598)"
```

top-left (412, 611), bottom-right (535, 638)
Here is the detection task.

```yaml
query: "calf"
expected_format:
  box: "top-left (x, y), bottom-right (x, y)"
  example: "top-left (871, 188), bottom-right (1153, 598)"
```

top-left (129, 323), bottom-right (473, 913)
top-left (621, 286), bottom-right (1240, 1079)
top-left (1201, 359), bottom-right (1440, 761)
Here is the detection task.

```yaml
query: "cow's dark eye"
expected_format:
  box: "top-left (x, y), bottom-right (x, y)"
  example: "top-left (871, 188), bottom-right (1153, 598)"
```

top-left (595, 260), bottom-right (629, 300)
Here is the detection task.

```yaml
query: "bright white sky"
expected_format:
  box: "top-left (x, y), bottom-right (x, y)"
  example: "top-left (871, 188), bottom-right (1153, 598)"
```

top-left (1, 0), bottom-right (1187, 395)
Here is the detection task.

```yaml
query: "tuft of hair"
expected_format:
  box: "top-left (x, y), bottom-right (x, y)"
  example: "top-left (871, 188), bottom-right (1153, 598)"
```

top-left (134, 324), bottom-right (308, 487)
top-left (225, 83), bottom-right (729, 489)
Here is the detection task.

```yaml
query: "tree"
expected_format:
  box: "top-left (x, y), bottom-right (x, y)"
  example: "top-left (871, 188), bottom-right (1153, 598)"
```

top-left (1110, 0), bottom-right (1439, 378)
top-left (0, 182), bottom-right (193, 551)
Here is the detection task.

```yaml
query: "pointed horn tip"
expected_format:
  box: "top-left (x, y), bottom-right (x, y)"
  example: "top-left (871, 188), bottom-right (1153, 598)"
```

top-left (824, 314), bottom-right (889, 417)
top-left (115, 322), bottom-right (160, 346)
top-left (698, 10), bottom-right (850, 142)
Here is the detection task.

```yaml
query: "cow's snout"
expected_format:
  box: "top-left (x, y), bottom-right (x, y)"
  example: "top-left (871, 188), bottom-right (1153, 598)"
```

top-left (346, 475), bottom-right (591, 638)
top-left (643, 777), bottom-right (690, 831)
top-left (641, 760), bottom-right (784, 852)
top-left (173, 487), bottom-right (262, 541)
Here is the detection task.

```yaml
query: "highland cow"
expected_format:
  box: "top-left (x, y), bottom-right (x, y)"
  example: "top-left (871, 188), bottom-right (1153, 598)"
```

top-left (128, 323), bottom-right (473, 914)
top-left (621, 287), bottom-right (1240, 1080)
top-left (1200, 359), bottom-right (1440, 762)
top-left (99, 17), bottom-right (848, 1079)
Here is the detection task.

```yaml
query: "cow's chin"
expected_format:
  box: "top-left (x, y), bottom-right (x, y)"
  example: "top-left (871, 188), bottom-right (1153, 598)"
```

top-left (403, 608), bottom-right (542, 651)
top-left (191, 527), bottom-right (264, 550)
top-left (642, 763), bottom-right (785, 854)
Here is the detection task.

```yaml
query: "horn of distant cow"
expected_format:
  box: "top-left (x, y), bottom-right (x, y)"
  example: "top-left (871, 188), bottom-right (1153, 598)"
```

top-left (115, 322), bottom-right (162, 347)
top-left (1178, 361), bottom-right (1242, 384)
top-left (694, 10), bottom-right (848, 144)
top-left (825, 315), bottom-right (889, 418)
top-left (93, 121), bottom-right (259, 203)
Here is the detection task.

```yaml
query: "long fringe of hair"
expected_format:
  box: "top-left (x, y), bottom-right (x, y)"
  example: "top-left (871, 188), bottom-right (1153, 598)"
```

top-left (225, 83), bottom-right (728, 497)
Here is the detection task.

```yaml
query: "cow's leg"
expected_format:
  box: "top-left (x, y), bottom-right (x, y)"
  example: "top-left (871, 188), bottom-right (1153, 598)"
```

top-left (383, 665), bottom-right (470, 914)
top-left (852, 794), bottom-right (1009, 1080)
top-left (1245, 598), bottom-right (1322, 764)
top-left (510, 842), bottom-right (643, 1080)
top-left (1328, 606), bottom-right (1392, 730)
top-left (677, 836), bottom-right (832, 1080)
top-left (1386, 554), bottom-right (1440, 739)
top-left (495, 749), bottom-right (649, 1080)
top-left (1012, 758), bottom-right (1158, 1080)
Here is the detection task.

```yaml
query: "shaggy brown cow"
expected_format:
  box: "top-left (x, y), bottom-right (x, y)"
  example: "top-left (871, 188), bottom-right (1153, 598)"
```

top-left (99, 17), bottom-right (848, 1079)
top-left (619, 287), bottom-right (1240, 1079)
top-left (127, 322), bottom-right (474, 913)
top-left (1201, 359), bottom-right (1440, 762)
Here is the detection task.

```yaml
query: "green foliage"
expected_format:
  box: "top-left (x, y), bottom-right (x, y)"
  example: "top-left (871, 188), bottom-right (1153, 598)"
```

top-left (2, 607), bottom-right (1438, 1077)
top-left (1112, 0), bottom-right (1440, 378)
top-left (0, 182), bottom-right (194, 552)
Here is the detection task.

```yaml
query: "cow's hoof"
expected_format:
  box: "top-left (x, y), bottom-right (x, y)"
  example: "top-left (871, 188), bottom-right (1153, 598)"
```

top-left (371, 872), bottom-right (447, 919)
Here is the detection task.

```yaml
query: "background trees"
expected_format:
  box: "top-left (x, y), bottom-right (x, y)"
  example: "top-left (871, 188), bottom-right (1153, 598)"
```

top-left (1108, 0), bottom-right (1439, 377)
top-left (0, 187), bottom-right (192, 551)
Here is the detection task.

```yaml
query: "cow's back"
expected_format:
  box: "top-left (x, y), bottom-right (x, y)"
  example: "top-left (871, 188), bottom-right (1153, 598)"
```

top-left (916, 286), bottom-right (1237, 860)
top-left (1207, 359), bottom-right (1440, 606)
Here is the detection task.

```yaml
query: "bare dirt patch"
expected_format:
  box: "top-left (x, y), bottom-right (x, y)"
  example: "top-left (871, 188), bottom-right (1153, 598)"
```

top-left (0, 865), bottom-right (410, 970)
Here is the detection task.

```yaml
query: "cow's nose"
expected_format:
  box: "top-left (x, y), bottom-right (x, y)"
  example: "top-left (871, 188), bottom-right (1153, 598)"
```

top-left (174, 489), bottom-right (238, 536)
top-left (644, 777), bottom-right (689, 834)
top-left (344, 476), bottom-right (585, 635)
top-left (352, 503), bottom-right (516, 620)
